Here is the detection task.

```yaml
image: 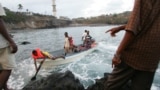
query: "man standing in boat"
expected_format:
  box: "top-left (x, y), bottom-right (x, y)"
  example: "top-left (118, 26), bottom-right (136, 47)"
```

top-left (84, 31), bottom-right (92, 49)
top-left (64, 32), bottom-right (70, 55)
top-left (82, 30), bottom-right (87, 46)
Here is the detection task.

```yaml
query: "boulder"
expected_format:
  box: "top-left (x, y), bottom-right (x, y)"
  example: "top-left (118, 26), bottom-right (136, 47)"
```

top-left (23, 71), bottom-right (84, 90)
top-left (23, 71), bottom-right (131, 90)
top-left (20, 41), bottom-right (31, 45)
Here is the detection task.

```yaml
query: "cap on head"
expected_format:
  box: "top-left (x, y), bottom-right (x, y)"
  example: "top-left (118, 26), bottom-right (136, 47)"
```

top-left (0, 3), bottom-right (6, 16)
top-left (32, 50), bottom-right (37, 56)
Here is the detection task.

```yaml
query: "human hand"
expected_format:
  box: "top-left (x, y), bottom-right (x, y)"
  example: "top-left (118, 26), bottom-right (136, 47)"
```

top-left (112, 54), bottom-right (121, 68)
top-left (10, 42), bottom-right (18, 53)
top-left (105, 27), bottom-right (121, 37)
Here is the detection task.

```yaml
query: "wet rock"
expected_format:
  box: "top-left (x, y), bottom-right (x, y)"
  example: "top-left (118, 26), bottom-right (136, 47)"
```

top-left (86, 73), bottom-right (109, 90)
top-left (23, 71), bottom-right (85, 90)
top-left (20, 41), bottom-right (31, 45)
top-left (23, 71), bottom-right (131, 90)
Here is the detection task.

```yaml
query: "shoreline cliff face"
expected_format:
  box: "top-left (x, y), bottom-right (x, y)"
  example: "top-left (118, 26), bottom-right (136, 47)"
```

top-left (4, 8), bottom-right (130, 30)
top-left (5, 16), bottom-right (72, 30)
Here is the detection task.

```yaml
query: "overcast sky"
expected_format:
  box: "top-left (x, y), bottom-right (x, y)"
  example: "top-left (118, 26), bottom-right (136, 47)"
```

top-left (0, 0), bottom-right (134, 19)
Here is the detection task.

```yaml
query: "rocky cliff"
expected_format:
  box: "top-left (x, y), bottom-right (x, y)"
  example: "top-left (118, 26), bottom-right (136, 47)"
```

top-left (5, 16), bottom-right (71, 30)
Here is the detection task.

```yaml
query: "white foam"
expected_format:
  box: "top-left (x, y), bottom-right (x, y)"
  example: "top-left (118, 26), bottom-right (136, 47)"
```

top-left (8, 58), bottom-right (37, 89)
top-left (6, 46), bottom-right (160, 90)
top-left (151, 84), bottom-right (160, 90)
top-left (98, 42), bottom-right (117, 50)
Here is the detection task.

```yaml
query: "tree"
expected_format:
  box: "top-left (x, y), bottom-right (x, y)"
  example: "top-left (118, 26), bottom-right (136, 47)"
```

top-left (26, 9), bottom-right (29, 12)
top-left (18, 4), bottom-right (23, 12)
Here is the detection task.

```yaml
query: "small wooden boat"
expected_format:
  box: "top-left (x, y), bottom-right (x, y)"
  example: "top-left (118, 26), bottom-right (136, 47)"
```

top-left (36, 42), bottom-right (97, 69)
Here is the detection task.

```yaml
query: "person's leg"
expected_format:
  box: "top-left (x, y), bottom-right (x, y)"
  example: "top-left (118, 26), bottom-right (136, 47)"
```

top-left (64, 47), bottom-right (67, 56)
top-left (64, 47), bottom-right (70, 55)
top-left (131, 70), bottom-right (155, 90)
top-left (0, 47), bottom-right (16, 90)
top-left (82, 40), bottom-right (85, 46)
top-left (54, 56), bottom-right (65, 59)
top-left (0, 70), bottom-right (11, 90)
top-left (66, 47), bottom-right (70, 53)
top-left (70, 45), bottom-right (74, 52)
top-left (104, 62), bottom-right (135, 90)
top-left (3, 83), bottom-right (10, 90)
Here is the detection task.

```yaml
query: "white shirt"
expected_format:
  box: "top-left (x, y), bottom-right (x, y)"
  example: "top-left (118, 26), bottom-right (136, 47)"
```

top-left (0, 34), bottom-right (9, 48)
top-left (0, 3), bottom-right (9, 48)
top-left (64, 37), bottom-right (70, 48)
top-left (0, 3), bottom-right (6, 16)
top-left (82, 32), bottom-right (87, 41)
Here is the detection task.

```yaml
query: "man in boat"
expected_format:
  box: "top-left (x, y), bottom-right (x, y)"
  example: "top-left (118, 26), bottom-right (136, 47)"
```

top-left (68, 36), bottom-right (81, 52)
top-left (64, 32), bottom-right (70, 55)
top-left (32, 48), bottom-right (64, 71)
top-left (68, 36), bottom-right (74, 51)
top-left (84, 31), bottom-right (93, 49)
top-left (82, 30), bottom-right (87, 46)
top-left (72, 45), bottom-right (81, 53)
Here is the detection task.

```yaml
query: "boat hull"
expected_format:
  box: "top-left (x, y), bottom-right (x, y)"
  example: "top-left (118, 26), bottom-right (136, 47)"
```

top-left (36, 42), bottom-right (97, 69)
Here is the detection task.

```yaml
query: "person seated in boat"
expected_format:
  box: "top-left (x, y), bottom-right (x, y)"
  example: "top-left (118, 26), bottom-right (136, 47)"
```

top-left (68, 36), bottom-right (74, 51)
top-left (68, 36), bottom-right (79, 52)
top-left (72, 45), bottom-right (81, 53)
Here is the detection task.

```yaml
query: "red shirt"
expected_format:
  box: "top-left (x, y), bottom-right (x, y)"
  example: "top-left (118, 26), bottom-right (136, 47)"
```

top-left (32, 48), bottom-right (45, 60)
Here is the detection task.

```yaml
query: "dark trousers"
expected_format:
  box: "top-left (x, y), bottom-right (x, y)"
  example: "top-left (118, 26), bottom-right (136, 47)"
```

top-left (104, 62), bottom-right (155, 90)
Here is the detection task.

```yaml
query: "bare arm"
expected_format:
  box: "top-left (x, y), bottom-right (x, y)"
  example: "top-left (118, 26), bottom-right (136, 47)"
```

top-left (34, 59), bottom-right (38, 71)
top-left (106, 25), bottom-right (126, 37)
top-left (112, 30), bottom-right (135, 67)
top-left (0, 17), bottom-right (17, 53)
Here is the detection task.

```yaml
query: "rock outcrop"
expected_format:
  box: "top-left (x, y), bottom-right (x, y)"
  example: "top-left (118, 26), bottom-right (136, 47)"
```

top-left (23, 71), bottom-right (84, 90)
top-left (6, 16), bottom-right (71, 30)
top-left (23, 71), bottom-right (131, 90)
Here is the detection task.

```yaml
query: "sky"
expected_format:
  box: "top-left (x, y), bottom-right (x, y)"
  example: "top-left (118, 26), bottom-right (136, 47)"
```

top-left (0, 0), bottom-right (134, 19)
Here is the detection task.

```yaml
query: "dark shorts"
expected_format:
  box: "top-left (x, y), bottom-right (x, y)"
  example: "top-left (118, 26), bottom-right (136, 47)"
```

top-left (104, 61), bottom-right (155, 90)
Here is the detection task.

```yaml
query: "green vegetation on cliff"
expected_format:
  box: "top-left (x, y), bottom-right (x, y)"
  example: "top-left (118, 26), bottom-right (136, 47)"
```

top-left (2, 7), bottom-right (131, 30)
top-left (72, 11), bottom-right (131, 25)
top-left (3, 7), bottom-right (28, 23)
top-left (2, 7), bottom-right (70, 30)
top-left (3, 7), bottom-right (54, 24)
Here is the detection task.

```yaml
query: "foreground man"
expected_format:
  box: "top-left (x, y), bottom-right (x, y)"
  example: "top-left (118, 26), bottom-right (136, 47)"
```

top-left (105, 0), bottom-right (160, 90)
top-left (0, 3), bottom-right (18, 90)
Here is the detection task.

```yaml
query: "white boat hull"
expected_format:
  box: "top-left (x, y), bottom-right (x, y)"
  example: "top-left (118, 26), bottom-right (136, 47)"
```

top-left (37, 44), bottom-right (97, 69)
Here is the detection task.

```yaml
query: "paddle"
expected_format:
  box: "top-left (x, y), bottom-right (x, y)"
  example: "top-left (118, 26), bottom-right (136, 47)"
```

top-left (31, 58), bottom-right (45, 81)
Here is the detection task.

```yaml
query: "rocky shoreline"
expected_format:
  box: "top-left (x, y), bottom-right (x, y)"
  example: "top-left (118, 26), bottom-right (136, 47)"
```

top-left (23, 70), bottom-right (131, 90)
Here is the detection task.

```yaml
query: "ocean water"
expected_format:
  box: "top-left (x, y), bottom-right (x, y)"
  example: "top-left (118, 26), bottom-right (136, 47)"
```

top-left (8, 26), bottom-right (160, 90)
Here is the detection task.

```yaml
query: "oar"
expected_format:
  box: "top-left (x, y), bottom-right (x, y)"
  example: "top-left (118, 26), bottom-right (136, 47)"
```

top-left (31, 59), bottom-right (45, 81)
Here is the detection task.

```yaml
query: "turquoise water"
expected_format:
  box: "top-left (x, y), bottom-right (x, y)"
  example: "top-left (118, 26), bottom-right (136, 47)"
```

top-left (8, 26), bottom-right (160, 89)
